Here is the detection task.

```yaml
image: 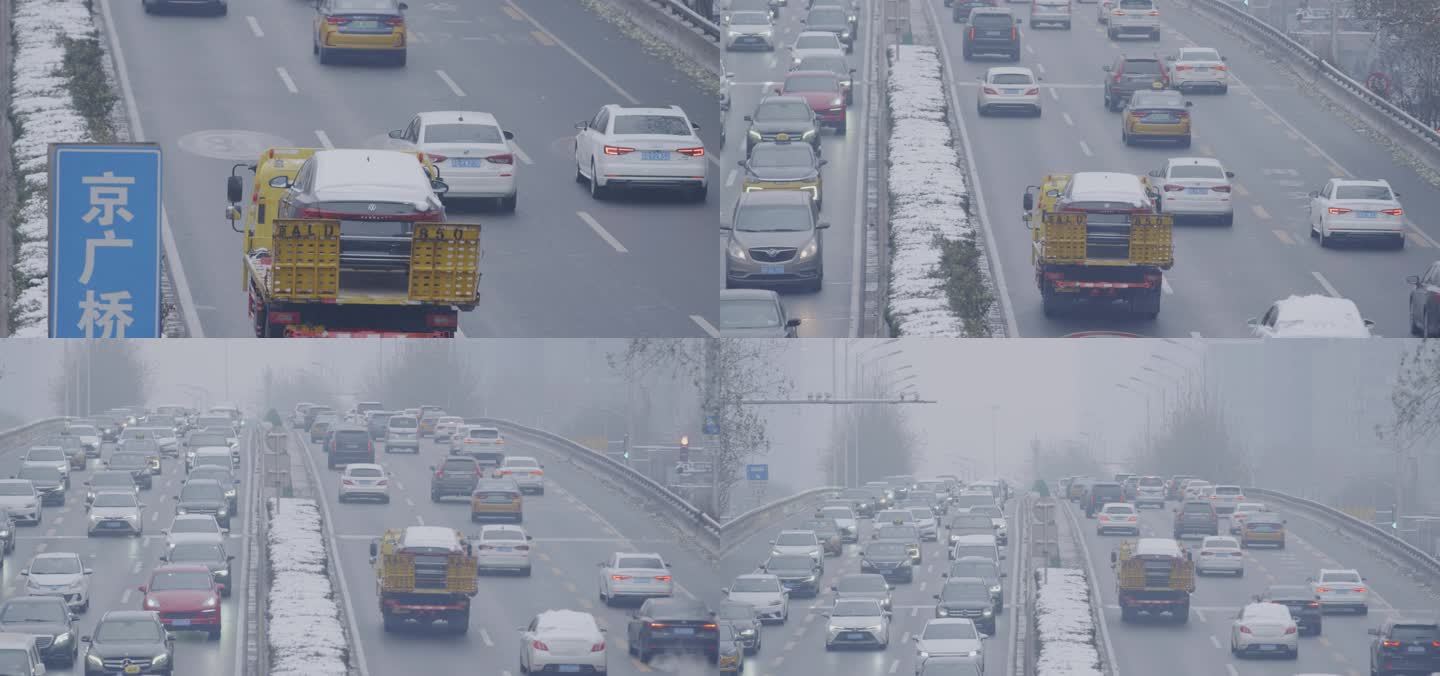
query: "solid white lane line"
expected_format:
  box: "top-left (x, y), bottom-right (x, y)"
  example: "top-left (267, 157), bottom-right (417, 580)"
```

top-left (1036, 62), bottom-right (1047, 74)
top-left (1049, 88), bottom-right (1060, 101)
top-left (315, 130), bottom-right (334, 150)
top-left (726, 169), bottom-right (738, 187)
top-left (690, 315), bottom-right (719, 338)
top-left (1209, 634), bottom-right (1221, 649)
top-left (1311, 271), bottom-right (1341, 297)
top-left (246, 16), bottom-right (264, 38)
top-left (276, 67), bottom-right (298, 94)
top-left (120, 589), bottom-right (132, 605)
top-left (436, 70), bottom-right (467, 97)
top-left (1225, 664), bottom-right (1238, 676)
top-left (577, 211), bottom-right (628, 253)
top-left (416, 515), bottom-right (425, 525)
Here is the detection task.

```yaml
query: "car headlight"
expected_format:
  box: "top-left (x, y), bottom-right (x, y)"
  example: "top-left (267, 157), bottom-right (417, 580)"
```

top-left (727, 239), bottom-right (749, 261)
top-left (937, 607), bottom-right (949, 616)
top-left (747, 129), bottom-right (762, 140)
top-left (203, 596), bottom-right (218, 608)
top-left (23, 501), bottom-right (35, 510)
top-left (768, 599), bottom-right (783, 606)
top-left (177, 507), bottom-right (189, 515)
top-left (796, 237), bottom-right (819, 260)
top-left (218, 508), bottom-right (229, 517)
top-left (125, 513), bottom-right (140, 521)
top-left (88, 513), bottom-right (103, 523)
top-left (144, 597), bottom-right (159, 609)
top-left (86, 653), bottom-right (103, 668)
top-left (866, 624), bottom-right (883, 633)
top-left (152, 653), bottom-right (170, 667)
top-left (983, 608), bottom-right (994, 616)
top-left (226, 489), bottom-right (237, 499)
top-left (53, 631), bottom-right (72, 646)
top-left (990, 585), bottom-right (1002, 594)
top-left (804, 575), bottom-right (817, 582)
top-left (848, 14), bottom-right (857, 21)
top-left (770, 550), bottom-right (783, 557)
top-left (0, 529), bottom-right (10, 538)
top-left (740, 628), bottom-right (757, 637)
top-left (802, 129), bottom-right (817, 140)
top-left (841, 31), bottom-right (851, 38)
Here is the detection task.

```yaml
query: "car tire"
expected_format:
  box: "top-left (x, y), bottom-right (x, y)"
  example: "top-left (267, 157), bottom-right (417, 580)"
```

top-left (1319, 226), bottom-right (1332, 247)
top-left (1218, 84), bottom-right (1229, 94)
top-left (1179, 136), bottom-right (1192, 148)
top-left (977, 103), bottom-right (987, 116)
top-left (836, 121), bottom-right (847, 135)
top-left (394, 51), bottom-right (407, 67)
top-left (1151, 29), bottom-right (1160, 40)
top-left (498, 193), bottom-right (518, 212)
top-left (217, 2), bottom-right (228, 15)
top-left (589, 161), bottom-right (606, 200)
top-left (318, 45), bottom-right (332, 65)
top-left (1010, 49), bottom-right (1021, 62)
top-left (1218, 211), bottom-right (1233, 226)
top-left (1107, 28), bottom-right (1117, 39)
top-left (962, 47), bottom-right (973, 60)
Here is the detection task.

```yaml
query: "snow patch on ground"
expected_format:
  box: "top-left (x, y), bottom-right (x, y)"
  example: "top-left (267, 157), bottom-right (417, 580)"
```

top-left (268, 498), bottom-right (349, 676)
top-left (1035, 567), bottom-right (1103, 676)
top-left (7, 0), bottom-right (99, 335)
top-left (885, 45), bottom-right (971, 337)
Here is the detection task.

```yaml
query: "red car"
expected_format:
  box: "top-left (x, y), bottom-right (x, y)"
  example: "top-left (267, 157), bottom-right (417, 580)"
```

top-left (778, 71), bottom-right (848, 133)
top-left (139, 564), bottom-right (223, 639)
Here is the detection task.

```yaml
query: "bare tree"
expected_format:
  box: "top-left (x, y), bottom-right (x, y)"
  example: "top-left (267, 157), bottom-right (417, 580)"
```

top-left (1144, 381), bottom-right (1249, 484)
top-left (1383, 340), bottom-right (1440, 446)
top-left (364, 344), bottom-right (483, 416)
top-left (1354, 0), bottom-right (1440, 125)
top-left (262, 365), bottom-right (341, 416)
top-left (49, 342), bottom-right (151, 416)
top-left (612, 339), bottom-right (792, 517)
top-left (822, 370), bottom-right (919, 485)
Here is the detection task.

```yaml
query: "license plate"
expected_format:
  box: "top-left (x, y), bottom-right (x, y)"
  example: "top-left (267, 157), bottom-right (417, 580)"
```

top-left (497, 547), bottom-right (513, 552)
top-left (452, 158), bottom-right (483, 168)
top-left (641, 150), bottom-right (669, 161)
top-left (103, 522), bottom-right (124, 528)
top-left (674, 627), bottom-right (695, 635)
top-left (1258, 644), bottom-right (1275, 651)
top-left (559, 667), bottom-right (581, 673)
top-left (1356, 211), bottom-right (1377, 218)
top-left (1004, 89), bottom-right (1023, 95)
top-left (1146, 114), bottom-right (1176, 123)
top-left (348, 20), bottom-right (380, 29)
top-left (845, 632), bottom-right (865, 639)
top-left (1186, 188), bottom-right (1208, 195)
top-left (634, 577), bottom-right (651, 583)
top-left (1409, 646), bottom-right (1427, 654)
top-left (124, 666), bottom-right (142, 675)
top-left (1195, 66), bottom-right (1211, 71)
top-left (760, 264), bottom-right (785, 275)
top-left (172, 619), bottom-right (191, 627)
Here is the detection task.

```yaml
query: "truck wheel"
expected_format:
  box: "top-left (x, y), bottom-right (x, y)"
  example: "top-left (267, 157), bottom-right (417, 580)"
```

top-left (450, 612), bottom-right (469, 634)
top-left (1175, 602), bottom-right (1190, 623)
top-left (383, 615), bottom-right (402, 632)
top-left (1120, 606), bottom-right (1136, 622)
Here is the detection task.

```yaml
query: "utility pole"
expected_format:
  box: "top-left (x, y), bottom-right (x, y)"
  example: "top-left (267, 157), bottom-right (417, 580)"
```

top-left (990, 405), bottom-right (999, 478)
top-left (1328, 0), bottom-right (1339, 64)
top-left (703, 341), bottom-right (722, 518)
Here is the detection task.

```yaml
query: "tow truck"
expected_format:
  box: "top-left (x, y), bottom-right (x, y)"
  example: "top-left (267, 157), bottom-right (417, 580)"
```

top-left (369, 526), bottom-right (479, 634)
top-left (1112, 537), bottom-right (1195, 623)
top-left (224, 147), bottom-right (482, 337)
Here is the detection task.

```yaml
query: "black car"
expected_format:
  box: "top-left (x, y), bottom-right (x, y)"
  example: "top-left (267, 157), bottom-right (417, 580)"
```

top-left (832, 573), bottom-right (893, 610)
top-left (327, 426), bottom-right (374, 469)
top-left (1084, 481), bottom-right (1126, 518)
top-left (161, 542), bottom-right (235, 598)
top-left (430, 456), bottom-right (481, 502)
top-left (801, 7), bottom-right (854, 49)
top-left (859, 542), bottom-right (913, 583)
top-left (173, 479), bottom-right (230, 528)
top-left (839, 488), bottom-right (877, 517)
top-left (716, 601), bottom-right (762, 654)
top-left (1103, 54), bottom-right (1168, 111)
top-left (15, 466), bottom-right (65, 506)
top-left (933, 577), bottom-right (997, 634)
top-left (962, 8), bottom-right (1021, 61)
top-left (1261, 585), bottom-right (1322, 635)
top-left (1408, 262), bottom-right (1440, 337)
top-left (951, 0), bottom-right (997, 22)
top-left (759, 554), bottom-right (822, 597)
top-left (106, 451), bottom-right (153, 491)
top-left (1173, 500), bottom-right (1219, 538)
top-left (82, 610), bottom-right (174, 675)
top-left (47, 436), bottom-right (88, 471)
top-left (187, 466), bottom-right (240, 513)
top-left (0, 596), bottom-right (78, 667)
top-left (944, 556), bottom-right (1005, 611)
top-left (744, 95), bottom-right (822, 155)
top-left (1370, 618), bottom-right (1440, 676)
top-left (85, 471), bottom-right (140, 506)
top-left (626, 598), bottom-right (719, 664)
top-left (0, 508), bottom-right (16, 556)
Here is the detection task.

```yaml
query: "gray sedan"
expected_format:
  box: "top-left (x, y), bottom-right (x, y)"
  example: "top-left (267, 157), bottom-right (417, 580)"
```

top-left (720, 289), bottom-right (800, 337)
top-left (723, 190), bottom-right (830, 291)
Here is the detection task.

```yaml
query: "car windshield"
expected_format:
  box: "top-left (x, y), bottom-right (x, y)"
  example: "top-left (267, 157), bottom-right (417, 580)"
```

top-left (732, 578), bottom-right (781, 593)
top-left (0, 484), bottom-right (31, 497)
top-left (17, 467), bottom-right (59, 482)
top-left (0, 599), bottom-right (65, 624)
top-left (1335, 185), bottom-right (1393, 200)
top-left (334, 0), bottom-right (401, 9)
top-left (170, 543), bottom-right (224, 562)
top-left (755, 100), bottom-right (813, 122)
top-left (1392, 625), bottom-right (1440, 642)
top-left (731, 11), bottom-right (769, 24)
top-left (389, 417), bottom-right (417, 428)
top-left (751, 144), bottom-right (814, 168)
top-left (799, 57), bottom-right (848, 76)
top-left (442, 460), bottom-right (475, 472)
top-left (719, 605), bottom-right (755, 620)
top-left (505, 458), bottom-right (539, 469)
top-left (838, 576), bottom-right (887, 592)
top-left (776, 533), bottom-right (815, 546)
top-left (93, 473), bottom-right (135, 489)
top-left (923, 622), bottom-right (978, 640)
top-left (866, 543), bottom-right (906, 557)
top-left (733, 205), bottom-right (812, 232)
top-left (832, 600), bottom-right (881, 617)
top-left (1132, 92), bottom-right (1184, 107)
top-left (348, 467), bottom-right (383, 478)
top-left (1180, 48), bottom-right (1220, 61)
top-left (481, 530), bottom-right (524, 542)
top-left (951, 561), bottom-right (997, 578)
top-left (126, 440), bottom-right (160, 454)
top-left (181, 483), bottom-right (224, 501)
top-left (909, 508), bottom-right (935, 519)
top-left (991, 73), bottom-right (1033, 85)
top-left (1123, 59), bottom-right (1163, 75)
top-left (969, 506), bottom-right (1001, 518)
top-left (93, 493), bottom-right (137, 508)
top-left (786, 75), bottom-right (839, 92)
top-left (1215, 486), bottom-right (1242, 495)
top-left (1103, 505), bottom-right (1134, 515)
top-left (821, 508), bottom-right (853, 519)
top-left (424, 123), bottom-right (504, 144)
top-left (1183, 503), bottom-right (1211, 513)
top-left (150, 570), bottom-right (214, 591)
top-left (470, 429), bottom-right (500, 439)
top-left (942, 583), bottom-right (991, 602)
top-left (189, 434), bottom-right (228, 447)
top-left (197, 417), bottom-right (229, 428)
top-left (795, 34), bottom-right (838, 49)
top-left (808, 8), bottom-right (847, 22)
top-left (1322, 571), bottom-right (1361, 583)
top-left (26, 449), bottom-right (63, 462)
top-left (878, 526), bottom-right (918, 540)
top-left (1204, 537), bottom-right (1238, 549)
top-left (1169, 164), bottom-right (1226, 179)
top-left (96, 618), bottom-right (163, 643)
top-left (30, 557), bottom-right (80, 575)
top-left (612, 115), bottom-right (691, 136)
top-left (172, 518), bottom-right (218, 534)
top-left (720, 298), bottom-right (782, 329)
top-left (767, 555), bottom-right (813, 570)
top-left (617, 557), bottom-right (664, 570)
top-left (191, 468), bottom-right (233, 483)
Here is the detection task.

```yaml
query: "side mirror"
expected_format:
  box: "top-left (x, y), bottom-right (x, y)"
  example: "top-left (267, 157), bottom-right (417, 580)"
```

top-left (1184, 101), bottom-right (1194, 107)
top-left (1110, 552), bottom-right (1117, 563)
top-left (84, 568), bottom-right (93, 575)
top-left (575, 121), bottom-right (589, 131)
top-left (1407, 275), bottom-right (1421, 285)
top-left (721, 587), bottom-right (730, 595)
top-left (1368, 628), bottom-right (1382, 635)
top-left (818, 159), bottom-right (829, 167)
top-left (81, 636), bottom-right (91, 643)
top-left (1000, 572), bottom-right (1008, 578)
top-left (503, 130), bottom-right (516, 140)
top-left (817, 222), bottom-right (831, 230)
top-left (268, 176), bottom-right (292, 190)
top-left (1308, 190), bottom-right (1320, 198)
top-left (742, 115), bottom-right (753, 122)
top-left (1246, 317), bottom-right (1260, 327)
top-left (228, 555), bottom-right (236, 561)
top-left (691, 122), bottom-right (701, 131)
top-left (786, 318), bottom-right (802, 328)
top-left (430, 179), bottom-right (450, 195)
top-left (737, 160), bottom-right (747, 168)
top-left (1225, 171), bottom-right (1235, 178)
top-left (1102, 65), bottom-right (1113, 72)
top-left (398, 2), bottom-right (409, 9)
top-left (1022, 193), bottom-right (1034, 211)
top-left (369, 542), bottom-right (378, 557)
top-left (387, 130), bottom-right (405, 140)
top-left (1165, 55), bottom-right (1177, 61)
top-left (1363, 319), bottom-right (1376, 329)
top-left (226, 175), bottom-right (244, 204)
top-left (138, 585), bottom-right (148, 593)
top-left (1148, 169), bottom-right (1163, 178)
top-left (768, 540), bottom-right (776, 545)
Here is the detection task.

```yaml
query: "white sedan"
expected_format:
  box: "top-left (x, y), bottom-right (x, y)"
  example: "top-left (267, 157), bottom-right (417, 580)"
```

top-left (789, 31), bottom-right (846, 67)
top-left (913, 618), bottom-right (985, 669)
top-left (1309, 178), bottom-right (1406, 248)
top-left (494, 456), bottom-right (545, 495)
top-left (1309, 568), bottom-right (1369, 613)
top-left (771, 530), bottom-right (824, 567)
top-left (1230, 602), bottom-right (1298, 658)
top-left (722, 573), bottom-right (789, 623)
top-left (337, 463), bottom-right (389, 503)
top-left (1250, 295), bottom-right (1375, 338)
top-left (475, 524), bottom-right (533, 576)
top-left (977, 67), bottom-right (1041, 117)
top-left (1095, 503), bottom-right (1139, 536)
top-left (574, 104), bottom-right (707, 202)
top-left (1148, 157), bottom-right (1234, 225)
top-left (1196, 536), bottom-right (1244, 576)
top-left (1229, 502), bottom-right (1268, 534)
top-left (1165, 47), bottom-right (1229, 92)
top-left (389, 111), bottom-right (519, 211)
top-left (597, 552), bottom-right (673, 606)
top-left (725, 10), bottom-right (776, 50)
top-left (519, 609), bottom-right (607, 674)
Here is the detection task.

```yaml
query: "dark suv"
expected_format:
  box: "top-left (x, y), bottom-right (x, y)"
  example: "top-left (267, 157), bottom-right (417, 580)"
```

top-left (1084, 482), bottom-right (1126, 518)
top-left (430, 457), bottom-right (480, 502)
top-left (962, 8), bottom-right (1022, 61)
top-left (327, 426), bottom-right (374, 470)
top-left (1103, 54), bottom-right (1168, 111)
top-left (951, 0), bottom-right (999, 22)
top-left (1172, 500), bottom-right (1219, 538)
top-left (1261, 584), bottom-right (1322, 636)
top-left (626, 598), bottom-right (719, 664)
top-left (1370, 618), bottom-right (1440, 676)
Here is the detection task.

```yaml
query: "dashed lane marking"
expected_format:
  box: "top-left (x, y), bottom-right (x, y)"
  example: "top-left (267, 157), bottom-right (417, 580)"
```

top-left (1196, 608), bottom-right (1207, 623)
top-left (1272, 229), bottom-right (1296, 245)
top-left (1162, 276), bottom-right (1175, 295)
top-left (1209, 635), bottom-right (1221, 649)
top-left (1311, 271), bottom-right (1341, 297)
top-left (1233, 183), bottom-right (1250, 197)
top-left (436, 70), bottom-right (467, 97)
top-left (246, 16), bottom-right (264, 37)
top-left (120, 588), bottom-right (132, 605)
top-left (276, 67), bottom-right (298, 94)
top-left (1049, 88), bottom-right (1060, 101)
top-left (690, 315), bottom-right (719, 338)
top-left (480, 628), bottom-right (494, 647)
top-left (577, 211), bottom-right (628, 253)
top-left (531, 30), bottom-right (555, 46)
top-left (1062, 112), bottom-right (1075, 126)
top-left (1251, 204), bottom-right (1271, 220)
top-left (1079, 140), bottom-right (1094, 157)
top-left (315, 130), bottom-right (334, 150)
top-left (1225, 664), bottom-right (1238, 676)
top-left (502, 5), bottom-right (523, 20)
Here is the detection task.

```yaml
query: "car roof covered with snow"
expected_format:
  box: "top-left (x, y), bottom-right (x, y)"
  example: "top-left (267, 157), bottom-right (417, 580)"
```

top-left (1269, 295), bottom-right (1372, 338)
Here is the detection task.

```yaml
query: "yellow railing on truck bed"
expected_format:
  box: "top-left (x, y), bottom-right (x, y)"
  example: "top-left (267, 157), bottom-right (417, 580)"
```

top-left (1038, 212), bottom-right (1173, 267)
top-left (378, 553), bottom-right (479, 595)
top-left (263, 219), bottom-right (481, 305)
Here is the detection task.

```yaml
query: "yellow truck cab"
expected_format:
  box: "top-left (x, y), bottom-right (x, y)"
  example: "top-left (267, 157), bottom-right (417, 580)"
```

top-left (225, 147), bottom-right (478, 338)
top-left (1022, 172), bottom-right (1173, 319)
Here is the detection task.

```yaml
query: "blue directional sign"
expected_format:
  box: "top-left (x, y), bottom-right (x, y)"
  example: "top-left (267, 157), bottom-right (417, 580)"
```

top-left (746, 464), bottom-right (769, 481)
top-left (49, 143), bottom-right (163, 338)
top-left (703, 415), bottom-right (720, 436)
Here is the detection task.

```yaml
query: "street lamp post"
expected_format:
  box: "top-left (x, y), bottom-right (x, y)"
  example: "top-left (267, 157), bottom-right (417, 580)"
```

top-left (1116, 383), bottom-right (1152, 451)
top-left (990, 405), bottom-right (1000, 478)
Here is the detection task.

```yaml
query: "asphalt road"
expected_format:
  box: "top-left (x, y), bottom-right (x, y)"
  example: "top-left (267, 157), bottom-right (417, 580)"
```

top-left (1067, 495), bottom-right (1440, 676)
top-left (298, 432), bottom-right (724, 676)
top-left (718, 502), bottom-right (1018, 676)
top-left (0, 433), bottom-right (257, 675)
top-left (923, 0), bottom-right (1440, 337)
top-left (719, 0), bottom-right (875, 337)
top-left (101, 0), bottom-right (719, 338)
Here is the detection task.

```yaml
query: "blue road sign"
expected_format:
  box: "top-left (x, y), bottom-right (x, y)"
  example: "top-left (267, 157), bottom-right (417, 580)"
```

top-left (703, 415), bottom-right (720, 436)
top-left (746, 464), bottom-right (769, 481)
top-left (49, 143), bottom-right (163, 338)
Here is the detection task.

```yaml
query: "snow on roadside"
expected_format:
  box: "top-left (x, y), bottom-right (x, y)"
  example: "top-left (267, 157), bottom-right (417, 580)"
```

top-left (7, 0), bottom-right (100, 336)
top-left (884, 44), bottom-right (972, 337)
top-left (1035, 567), bottom-right (1103, 676)
top-left (268, 498), bottom-right (349, 676)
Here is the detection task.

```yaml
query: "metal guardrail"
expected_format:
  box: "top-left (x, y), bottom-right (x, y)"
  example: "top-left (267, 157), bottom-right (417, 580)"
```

top-left (660, 0), bottom-right (721, 36)
top-left (720, 486), bottom-right (840, 551)
top-left (1191, 0), bottom-right (1440, 172)
top-left (467, 418), bottom-right (724, 556)
top-left (1246, 486), bottom-right (1440, 584)
top-left (0, 417), bottom-right (69, 453)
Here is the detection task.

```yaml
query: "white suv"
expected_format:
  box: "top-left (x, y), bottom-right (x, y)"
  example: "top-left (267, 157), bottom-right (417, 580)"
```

top-left (519, 610), bottom-right (607, 674)
top-left (573, 104), bottom-right (707, 202)
top-left (1106, 0), bottom-right (1160, 40)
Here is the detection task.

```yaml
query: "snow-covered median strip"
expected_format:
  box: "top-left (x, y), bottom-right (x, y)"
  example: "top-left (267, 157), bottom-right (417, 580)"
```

top-left (884, 44), bottom-right (997, 336)
top-left (268, 498), bottom-right (349, 676)
top-left (1034, 567), bottom-right (1103, 676)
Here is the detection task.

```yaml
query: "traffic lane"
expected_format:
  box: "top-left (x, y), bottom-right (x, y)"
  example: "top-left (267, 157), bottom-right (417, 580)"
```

top-left (225, 5), bottom-right (720, 339)
top-left (101, 1), bottom-right (330, 338)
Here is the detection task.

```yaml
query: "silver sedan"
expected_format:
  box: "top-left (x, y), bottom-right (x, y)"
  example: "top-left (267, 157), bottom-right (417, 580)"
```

top-left (977, 67), bottom-right (1042, 117)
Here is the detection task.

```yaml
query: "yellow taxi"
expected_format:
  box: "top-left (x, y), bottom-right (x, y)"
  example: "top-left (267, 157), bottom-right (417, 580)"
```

top-left (1239, 513), bottom-right (1286, 549)
top-left (738, 140), bottom-right (826, 210)
top-left (313, 0), bottom-right (410, 66)
top-left (1120, 85), bottom-right (1194, 147)
top-left (470, 479), bottom-right (524, 523)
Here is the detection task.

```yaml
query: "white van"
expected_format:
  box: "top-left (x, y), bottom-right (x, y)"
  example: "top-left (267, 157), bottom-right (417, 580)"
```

top-left (1106, 0), bottom-right (1160, 40)
top-left (949, 533), bottom-right (1003, 564)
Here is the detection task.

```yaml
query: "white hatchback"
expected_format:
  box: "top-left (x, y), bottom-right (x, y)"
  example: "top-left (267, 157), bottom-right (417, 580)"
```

top-left (475, 524), bottom-right (533, 575)
top-left (1148, 157), bottom-right (1235, 225)
top-left (1309, 178), bottom-right (1406, 248)
top-left (1196, 536), bottom-right (1244, 576)
top-left (495, 456), bottom-right (544, 495)
top-left (977, 67), bottom-right (1041, 117)
top-left (1250, 295), bottom-right (1375, 338)
top-left (390, 111), bottom-right (519, 211)
top-left (1230, 602), bottom-right (1298, 658)
top-left (519, 609), bottom-right (607, 674)
top-left (574, 104), bottom-right (707, 202)
top-left (1096, 503), bottom-right (1139, 536)
top-left (338, 463), bottom-right (389, 503)
top-left (1166, 47), bottom-right (1229, 92)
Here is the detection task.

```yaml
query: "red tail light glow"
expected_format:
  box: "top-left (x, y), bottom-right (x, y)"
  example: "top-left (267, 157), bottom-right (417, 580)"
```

top-left (1383, 639), bottom-right (1401, 648)
top-left (375, 480), bottom-right (387, 486)
top-left (1315, 586), bottom-right (1331, 593)
top-left (532, 640), bottom-right (550, 651)
top-left (341, 479), bottom-right (355, 486)
top-left (604, 145), bottom-right (635, 156)
top-left (1147, 9), bottom-right (1159, 15)
top-left (1327, 207), bottom-right (1352, 215)
top-left (1238, 626), bottom-right (1251, 634)
top-left (1353, 587), bottom-right (1366, 593)
top-left (1381, 208), bottom-right (1404, 216)
top-left (425, 153), bottom-right (448, 163)
top-left (1025, 88), bottom-right (1040, 95)
top-left (1307, 602), bottom-right (1318, 608)
top-left (655, 575), bottom-right (672, 582)
top-left (1175, 65), bottom-right (1192, 71)
top-left (1431, 640), bottom-right (1440, 648)
top-left (385, 16), bottom-right (404, 26)
top-left (1011, 27), bottom-right (1017, 40)
top-left (649, 622), bottom-right (667, 629)
top-left (612, 575), bottom-right (632, 581)
top-left (486, 153), bottom-right (515, 164)
top-left (1163, 184), bottom-right (1185, 192)
top-left (591, 641), bottom-right (606, 652)
top-left (1215, 65), bottom-right (1228, 71)
top-left (1284, 626), bottom-right (1297, 635)
top-left (677, 147), bottom-right (706, 157)
top-left (270, 311), bottom-right (300, 325)
top-left (982, 87), bottom-right (1000, 95)
top-left (326, 16), bottom-right (350, 24)
top-left (968, 27), bottom-right (975, 40)
top-left (703, 623), bottom-right (718, 630)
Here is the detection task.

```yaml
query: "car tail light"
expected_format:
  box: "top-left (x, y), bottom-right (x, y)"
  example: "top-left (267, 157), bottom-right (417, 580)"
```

top-left (612, 575), bottom-right (632, 581)
top-left (1112, 9), bottom-right (1124, 15)
top-left (435, 468), bottom-right (445, 478)
top-left (1239, 626), bottom-right (1251, 634)
top-left (385, 16), bottom-right (404, 26)
top-left (1315, 586), bottom-right (1331, 593)
top-left (1353, 587), bottom-right (1366, 593)
top-left (677, 147), bottom-right (706, 157)
top-left (1382, 208), bottom-right (1404, 216)
top-left (514, 545), bottom-right (530, 551)
top-left (1025, 88), bottom-right (1039, 95)
top-left (326, 16), bottom-right (350, 24)
top-left (425, 153), bottom-right (448, 164)
top-left (1284, 626), bottom-right (1297, 634)
top-left (703, 623), bottom-right (718, 630)
top-left (341, 479), bottom-right (354, 485)
top-left (1011, 27), bottom-right (1017, 40)
top-left (1307, 601), bottom-right (1319, 608)
top-left (480, 153), bottom-right (514, 165)
top-left (1432, 640), bottom-right (1440, 648)
top-left (603, 145), bottom-right (635, 156)
top-left (968, 27), bottom-right (975, 40)
top-left (270, 311), bottom-right (301, 324)
top-left (532, 640), bottom-right (550, 651)
top-left (1327, 207), bottom-right (1352, 215)
top-left (1147, 9), bottom-right (1159, 14)
top-left (375, 480), bottom-right (387, 486)
top-left (591, 641), bottom-right (606, 652)
top-left (1200, 551), bottom-right (1213, 556)
top-left (1214, 64), bottom-right (1228, 71)
top-left (477, 544), bottom-right (494, 550)
top-left (983, 87), bottom-right (999, 95)
top-left (1175, 65), bottom-right (1192, 71)
top-left (1383, 640), bottom-right (1401, 648)
top-left (1163, 184), bottom-right (1185, 192)
top-left (649, 622), bottom-right (667, 629)
top-left (655, 575), bottom-right (672, 582)
top-left (532, 469), bottom-right (544, 476)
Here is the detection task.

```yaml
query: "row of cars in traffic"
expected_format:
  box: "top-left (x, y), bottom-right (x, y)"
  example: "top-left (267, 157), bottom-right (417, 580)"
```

top-left (1061, 473), bottom-right (1440, 675)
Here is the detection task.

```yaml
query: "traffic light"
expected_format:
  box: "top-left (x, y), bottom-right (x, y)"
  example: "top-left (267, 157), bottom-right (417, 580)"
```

top-left (679, 435), bottom-right (690, 463)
